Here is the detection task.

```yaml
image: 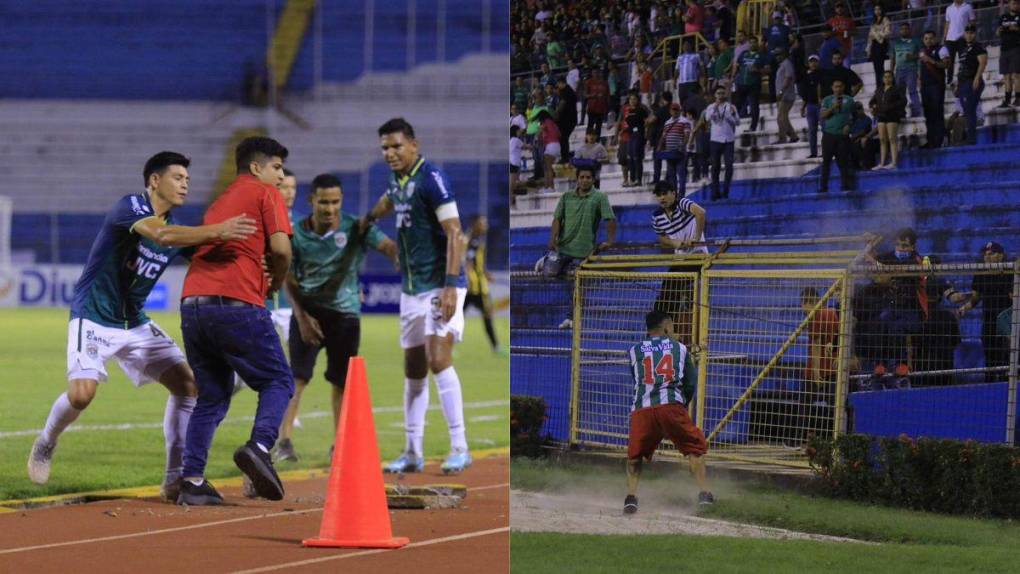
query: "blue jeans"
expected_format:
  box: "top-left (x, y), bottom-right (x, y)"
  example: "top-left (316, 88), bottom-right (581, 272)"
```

top-left (806, 103), bottom-right (820, 156)
top-left (665, 152), bottom-right (688, 196)
top-left (180, 301), bottom-right (294, 477)
top-left (959, 79), bottom-right (984, 144)
top-left (709, 141), bottom-right (734, 199)
top-left (895, 67), bottom-right (922, 117)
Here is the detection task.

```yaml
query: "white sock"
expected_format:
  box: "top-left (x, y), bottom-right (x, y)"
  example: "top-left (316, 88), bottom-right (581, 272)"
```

top-left (39, 393), bottom-right (82, 446)
top-left (404, 377), bottom-right (429, 457)
top-left (435, 367), bottom-right (467, 452)
top-left (163, 394), bottom-right (196, 483)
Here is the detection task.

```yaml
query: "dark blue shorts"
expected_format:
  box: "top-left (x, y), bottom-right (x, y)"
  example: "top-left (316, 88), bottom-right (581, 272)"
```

top-left (180, 301), bottom-right (293, 395)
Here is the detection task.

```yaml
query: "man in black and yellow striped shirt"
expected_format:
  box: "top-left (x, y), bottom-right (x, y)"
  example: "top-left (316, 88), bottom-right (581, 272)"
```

top-left (463, 215), bottom-right (500, 353)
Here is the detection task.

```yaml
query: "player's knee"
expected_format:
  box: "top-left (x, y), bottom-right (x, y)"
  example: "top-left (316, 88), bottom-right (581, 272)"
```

top-left (67, 382), bottom-right (96, 410)
top-left (428, 356), bottom-right (452, 374)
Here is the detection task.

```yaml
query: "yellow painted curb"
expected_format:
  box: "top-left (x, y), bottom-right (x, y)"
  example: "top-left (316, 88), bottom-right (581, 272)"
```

top-left (0, 447), bottom-right (508, 510)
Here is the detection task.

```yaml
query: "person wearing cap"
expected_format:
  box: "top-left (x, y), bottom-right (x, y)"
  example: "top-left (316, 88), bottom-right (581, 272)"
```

top-left (827, 3), bottom-right (856, 68)
top-left (818, 79), bottom-right (856, 193)
top-left (799, 54), bottom-right (824, 157)
top-left (997, 0), bottom-right (1020, 108)
top-left (775, 49), bottom-right (799, 144)
top-left (650, 180), bottom-right (707, 344)
top-left (956, 24), bottom-right (987, 145)
top-left (943, 0), bottom-right (976, 85)
top-left (655, 103), bottom-right (695, 195)
top-left (953, 242), bottom-right (1012, 383)
top-left (919, 30), bottom-right (952, 148)
top-left (891, 23), bottom-right (923, 119)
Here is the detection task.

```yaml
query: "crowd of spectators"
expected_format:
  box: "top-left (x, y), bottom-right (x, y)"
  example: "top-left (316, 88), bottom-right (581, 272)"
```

top-left (511, 0), bottom-right (1020, 199)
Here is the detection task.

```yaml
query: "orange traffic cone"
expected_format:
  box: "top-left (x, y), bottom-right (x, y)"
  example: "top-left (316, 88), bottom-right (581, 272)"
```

top-left (303, 357), bottom-right (410, 549)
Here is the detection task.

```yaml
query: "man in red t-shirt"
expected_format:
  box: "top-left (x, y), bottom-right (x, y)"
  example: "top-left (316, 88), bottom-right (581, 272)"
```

top-left (801, 286), bottom-right (840, 394)
top-left (177, 136), bottom-right (295, 506)
top-left (828, 3), bottom-right (856, 68)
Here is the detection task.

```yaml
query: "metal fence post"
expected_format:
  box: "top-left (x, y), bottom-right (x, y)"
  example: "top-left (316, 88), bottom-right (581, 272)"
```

top-left (1007, 261), bottom-right (1019, 445)
top-left (834, 272), bottom-right (854, 436)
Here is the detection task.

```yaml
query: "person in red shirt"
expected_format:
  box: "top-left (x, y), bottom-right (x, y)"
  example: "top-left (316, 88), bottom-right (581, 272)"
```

top-left (584, 68), bottom-right (610, 140)
top-left (828, 3), bottom-right (857, 68)
top-left (177, 136), bottom-right (295, 506)
top-left (685, 0), bottom-right (705, 35)
top-left (537, 110), bottom-right (561, 193)
top-left (801, 286), bottom-right (840, 402)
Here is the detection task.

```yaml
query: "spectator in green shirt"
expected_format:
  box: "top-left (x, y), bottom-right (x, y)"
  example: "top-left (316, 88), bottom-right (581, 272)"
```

top-left (819, 80), bottom-right (857, 193)
top-left (891, 23), bottom-right (923, 117)
top-left (278, 174), bottom-right (398, 462)
top-left (542, 165), bottom-right (617, 329)
top-left (711, 37), bottom-right (735, 94)
top-left (733, 36), bottom-right (768, 131)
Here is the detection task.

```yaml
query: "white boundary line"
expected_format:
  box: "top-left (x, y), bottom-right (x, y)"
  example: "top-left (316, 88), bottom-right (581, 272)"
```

top-left (230, 527), bottom-right (511, 574)
top-left (0, 483), bottom-right (509, 556)
top-left (0, 400), bottom-right (509, 439)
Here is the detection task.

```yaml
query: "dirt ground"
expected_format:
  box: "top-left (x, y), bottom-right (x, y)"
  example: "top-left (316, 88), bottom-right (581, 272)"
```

top-left (510, 489), bottom-right (869, 544)
top-left (0, 455), bottom-right (509, 573)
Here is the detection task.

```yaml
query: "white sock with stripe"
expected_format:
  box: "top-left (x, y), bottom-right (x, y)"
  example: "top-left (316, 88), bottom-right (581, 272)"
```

top-left (435, 367), bottom-right (468, 452)
top-left (404, 377), bottom-right (429, 457)
top-left (39, 393), bottom-right (81, 446)
top-left (163, 394), bottom-right (196, 484)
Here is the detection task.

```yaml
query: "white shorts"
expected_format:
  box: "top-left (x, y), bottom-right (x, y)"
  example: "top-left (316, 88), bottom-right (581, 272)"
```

top-left (271, 308), bottom-right (293, 342)
top-left (67, 318), bottom-right (186, 387)
top-left (543, 142), bottom-right (561, 158)
top-left (399, 288), bottom-right (467, 349)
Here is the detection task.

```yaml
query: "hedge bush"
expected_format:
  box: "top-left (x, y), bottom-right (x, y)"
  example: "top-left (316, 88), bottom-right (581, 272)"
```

top-left (807, 433), bottom-right (1020, 518)
top-left (510, 395), bottom-right (552, 458)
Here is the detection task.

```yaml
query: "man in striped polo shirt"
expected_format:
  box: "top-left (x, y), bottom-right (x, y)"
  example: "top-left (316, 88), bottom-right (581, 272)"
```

top-left (651, 181), bottom-right (707, 346)
top-left (625, 310), bottom-right (713, 514)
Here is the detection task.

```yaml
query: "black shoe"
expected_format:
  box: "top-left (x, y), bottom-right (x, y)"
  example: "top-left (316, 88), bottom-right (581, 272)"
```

top-left (624, 494), bottom-right (638, 514)
top-left (234, 442), bottom-right (285, 501)
top-left (177, 479), bottom-right (224, 506)
top-left (698, 491), bottom-right (715, 505)
top-left (807, 153), bottom-right (818, 158)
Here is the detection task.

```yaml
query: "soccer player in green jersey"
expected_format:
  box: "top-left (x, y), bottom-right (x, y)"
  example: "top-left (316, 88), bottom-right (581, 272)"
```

top-left (624, 310), bottom-right (714, 514)
top-left (362, 118), bottom-right (473, 474)
top-left (276, 173), bottom-right (397, 462)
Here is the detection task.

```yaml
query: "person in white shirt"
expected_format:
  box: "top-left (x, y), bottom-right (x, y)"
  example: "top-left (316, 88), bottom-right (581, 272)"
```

top-left (692, 86), bottom-right (739, 200)
top-left (566, 59), bottom-right (580, 93)
top-left (510, 103), bottom-right (528, 134)
top-left (674, 39), bottom-right (704, 104)
top-left (510, 126), bottom-right (526, 207)
top-left (944, 0), bottom-right (976, 85)
top-left (650, 181), bottom-right (708, 345)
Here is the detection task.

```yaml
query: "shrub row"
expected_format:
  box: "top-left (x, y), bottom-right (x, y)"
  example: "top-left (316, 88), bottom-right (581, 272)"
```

top-left (510, 395), bottom-right (552, 458)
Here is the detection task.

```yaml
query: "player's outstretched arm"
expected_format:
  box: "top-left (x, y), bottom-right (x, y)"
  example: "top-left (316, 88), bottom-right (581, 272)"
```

top-left (359, 195), bottom-right (395, 233)
top-left (133, 214), bottom-right (257, 248)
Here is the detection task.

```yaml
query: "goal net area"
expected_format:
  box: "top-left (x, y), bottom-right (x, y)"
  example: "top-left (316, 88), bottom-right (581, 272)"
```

top-left (568, 238), bottom-right (1020, 468)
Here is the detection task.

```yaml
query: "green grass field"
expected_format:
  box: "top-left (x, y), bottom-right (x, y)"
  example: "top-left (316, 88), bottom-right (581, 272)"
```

top-left (511, 458), bottom-right (1020, 573)
top-left (0, 308), bottom-right (508, 501)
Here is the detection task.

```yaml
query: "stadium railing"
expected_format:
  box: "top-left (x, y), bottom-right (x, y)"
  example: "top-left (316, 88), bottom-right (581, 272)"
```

top-left (565, 237), bottom-right (1019, 468)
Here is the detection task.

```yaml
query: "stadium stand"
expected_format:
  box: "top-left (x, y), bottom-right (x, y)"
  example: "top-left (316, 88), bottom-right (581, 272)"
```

top-left (510, 0), bottom-right (1020, 445)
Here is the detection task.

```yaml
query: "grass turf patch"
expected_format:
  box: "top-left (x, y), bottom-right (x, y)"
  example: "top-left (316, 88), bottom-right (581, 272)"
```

top-left (0, 308), bottom-right (508, 501)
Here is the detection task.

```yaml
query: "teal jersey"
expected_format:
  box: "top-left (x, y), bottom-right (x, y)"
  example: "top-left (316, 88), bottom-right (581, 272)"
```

top-left (384, 157), bottom-right (466, 295)
top-left (627, 336), bottom-right (697, 411)
top-left (291, 212), bottom-right (387, 315)
top-left (892, 37), bottom-right (921, 71)
top-left (736, 49), bottom-right (766, 86)
top-left (265, 208), bottom-right (294, 311)
top-left (70, 193), bottom-right (190, 328)
top-left (821, 95), bottom-right (855, 135)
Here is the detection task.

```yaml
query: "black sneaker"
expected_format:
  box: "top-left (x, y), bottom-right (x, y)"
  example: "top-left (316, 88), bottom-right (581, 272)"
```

top-left (234, 442), bottom-right (285, 501)
top-left (624, 494), bottom-right (638, 514)
top-left (177, 479), bottom-right (224, 506)
top-left (698, 491), bottom-right (715, 505)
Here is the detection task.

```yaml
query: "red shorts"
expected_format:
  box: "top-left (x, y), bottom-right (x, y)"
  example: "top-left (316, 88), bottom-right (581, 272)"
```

top-left (627, 403), bottom-right (708, 460)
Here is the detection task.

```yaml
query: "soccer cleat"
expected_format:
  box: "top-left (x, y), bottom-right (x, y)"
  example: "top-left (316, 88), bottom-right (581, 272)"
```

top-left (160, 477), bottom-right (182, 503)
top-left (698, 491), bottom-right (716, 506)
top-left (272, 438), bottom-right (298, 463)
top-left (383, 451), bottom-right (425, 474)
top-left (440, 449), bottom-right (473, 475)
top-left (233, 442), bottom-right (285, 501)
top-left (623, 494), bottom-right (638, 514)
top-left (27, 437), bottom-right (56, 485)
top-left (241, 476), bottom-right (258, 499)
top-left (177, 479), bottom-right (224, 506)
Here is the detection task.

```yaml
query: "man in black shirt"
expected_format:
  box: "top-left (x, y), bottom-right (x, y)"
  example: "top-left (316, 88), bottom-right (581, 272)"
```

top-left (819, 50), bottom-right (863, 100)
top-left (799, 54), bottom-right (824, 157)
top-left (650, 93), bottom-right (674, 185)
top-left (555, 77), bottom-right (579, 163)
top-left (998, 0), bottom-right (1020, 108)
top-left (919, 30), bottom-right (951, 148)
top-left (956, 25), bottom-right (987, 145)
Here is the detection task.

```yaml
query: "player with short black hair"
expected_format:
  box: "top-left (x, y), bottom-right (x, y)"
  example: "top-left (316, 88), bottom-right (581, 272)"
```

top-left (273, 173), bottom-right (397, 464)
top-left (235, 136), bottom-right (290, 174)
top-left (624, 310), bottom-right (713, 515)
top-left (28, 151), bottom-right (257, 503)
top-left (364, 117), bottom-right (473, 474)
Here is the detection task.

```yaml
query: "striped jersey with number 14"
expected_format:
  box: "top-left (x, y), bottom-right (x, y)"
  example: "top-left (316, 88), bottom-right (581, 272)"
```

top-left (627, 336), bottom-right (697, 411)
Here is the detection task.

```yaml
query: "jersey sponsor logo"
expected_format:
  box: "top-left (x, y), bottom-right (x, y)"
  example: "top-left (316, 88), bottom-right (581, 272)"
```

top-left (126, 244), bottom-right (170, 279)
top-left (85, 329), bottom-right (112, 347)
top-left (395, 203), bottom-right (413, 229)
top-left (130, 195), bottom-right (151, 216)
top-left (431, 172), bottom-right (450, 199)
top-left (334, 232), bottom-right (348, 249)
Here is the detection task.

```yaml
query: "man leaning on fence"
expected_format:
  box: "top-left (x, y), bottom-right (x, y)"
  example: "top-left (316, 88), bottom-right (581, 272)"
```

top-left (542, 165), bottom-right (616, 329)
